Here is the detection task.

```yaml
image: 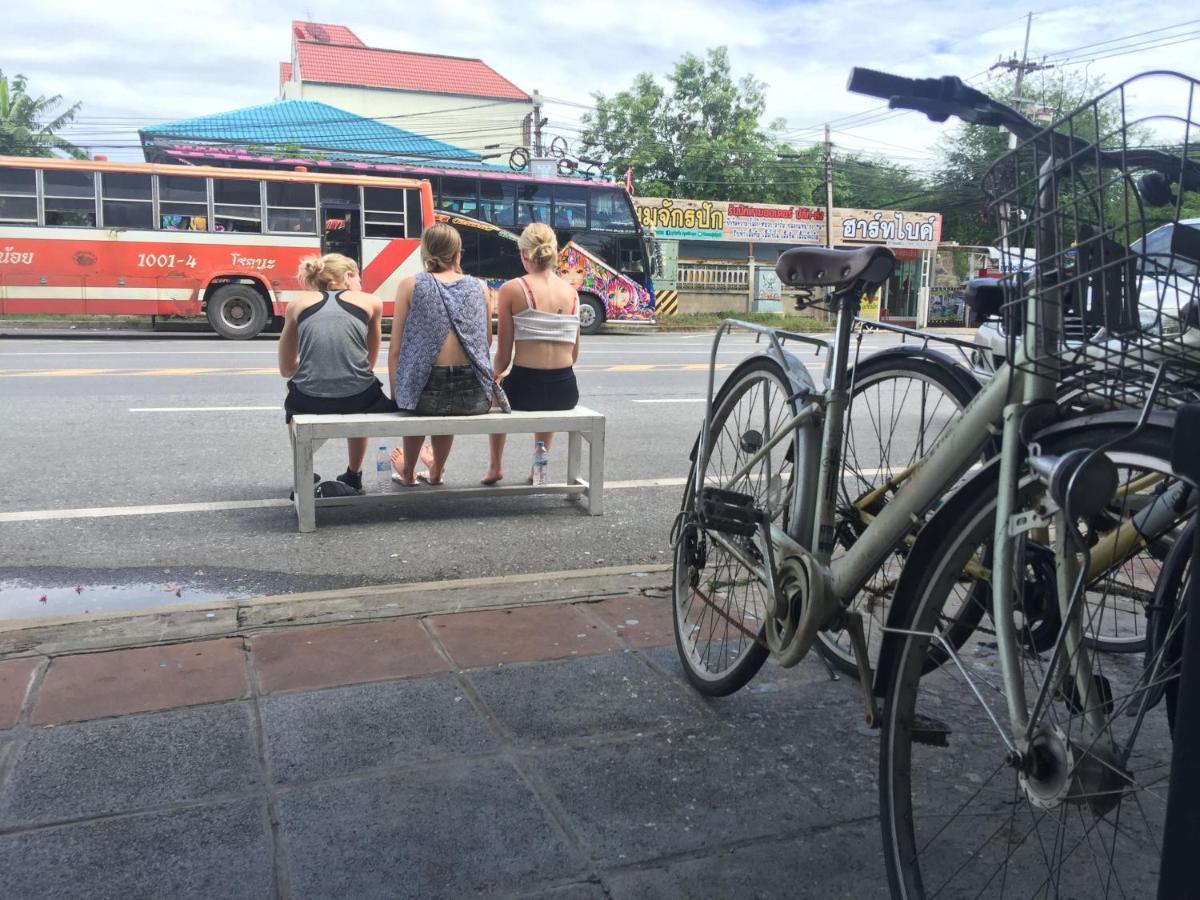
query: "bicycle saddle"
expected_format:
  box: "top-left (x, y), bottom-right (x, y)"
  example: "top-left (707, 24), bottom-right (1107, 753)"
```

top-left (776, 245), bottom-right (896, 288)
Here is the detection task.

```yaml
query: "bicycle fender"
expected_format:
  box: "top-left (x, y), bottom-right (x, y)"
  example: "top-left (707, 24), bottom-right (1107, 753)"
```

top-left (850, 345), bottom-right (983, 402)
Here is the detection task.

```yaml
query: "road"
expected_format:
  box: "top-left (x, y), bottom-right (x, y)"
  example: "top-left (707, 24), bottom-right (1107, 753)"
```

top-left (0, 326), bottom-right (943, 618)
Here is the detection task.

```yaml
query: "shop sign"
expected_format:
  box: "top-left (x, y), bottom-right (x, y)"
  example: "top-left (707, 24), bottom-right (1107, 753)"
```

top-left (834, 208), bottom-right (942, 249)
top-left (634, 197), bottom-right (825, 243)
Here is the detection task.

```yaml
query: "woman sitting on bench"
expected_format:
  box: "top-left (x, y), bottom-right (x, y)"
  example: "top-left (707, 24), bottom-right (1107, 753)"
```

top-left (278, 253), bottom-right (394, 493)
top-left (388, 224), bottom-right (495, 486)
top-left (481, 222), bottom-right (581, 485)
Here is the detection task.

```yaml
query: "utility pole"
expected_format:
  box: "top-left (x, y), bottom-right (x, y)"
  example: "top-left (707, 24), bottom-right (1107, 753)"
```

top-left (531, 90), bottom-right (546, 157)
top-left (991, 12), bottom-right (1053, 148)
top-left (824, 123), bottom-right (834, 249)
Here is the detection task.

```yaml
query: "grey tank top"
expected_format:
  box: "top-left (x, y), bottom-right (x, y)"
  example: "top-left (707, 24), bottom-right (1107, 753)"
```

top-left (393, 273), bottom-right (494, 411)
top-left (290, 291), bottom-right (376, 398)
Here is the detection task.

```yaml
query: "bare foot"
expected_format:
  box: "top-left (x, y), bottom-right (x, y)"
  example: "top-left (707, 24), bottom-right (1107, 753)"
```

top-left (390, 446), bottom-right (405, 474)
top-left (418, 442), bottom-right (436, 470)
top-left (480, 470), bottom-right (503, 486)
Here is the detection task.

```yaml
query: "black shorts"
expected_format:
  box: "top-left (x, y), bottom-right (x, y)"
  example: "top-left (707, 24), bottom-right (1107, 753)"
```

top-left (284, 378), bottom-right (397, 423)
top-left (410, 365), bottom-right (491, 417)
top-left (501, 365), bottom-right (579, 411)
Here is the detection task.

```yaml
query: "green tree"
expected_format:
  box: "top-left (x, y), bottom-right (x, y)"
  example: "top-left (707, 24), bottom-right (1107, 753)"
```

top-left (0, 71), bottom-right (85, 158)
top-left (580, 48), bottom-right (785, 202)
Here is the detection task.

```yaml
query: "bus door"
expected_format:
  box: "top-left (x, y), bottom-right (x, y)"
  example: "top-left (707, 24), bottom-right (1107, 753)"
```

top-left (321, 205), bottom-right (362, 268)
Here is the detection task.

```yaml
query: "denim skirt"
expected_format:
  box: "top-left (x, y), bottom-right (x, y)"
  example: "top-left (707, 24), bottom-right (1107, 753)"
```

top-left (412, 365), bottom-right (490, 416)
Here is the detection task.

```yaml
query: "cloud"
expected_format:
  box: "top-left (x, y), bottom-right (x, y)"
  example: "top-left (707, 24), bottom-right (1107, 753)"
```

top-left (6, 0), bottom-right (1198, 172)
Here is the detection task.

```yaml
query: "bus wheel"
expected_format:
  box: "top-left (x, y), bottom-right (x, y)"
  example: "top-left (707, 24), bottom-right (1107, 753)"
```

top-left (579, 294), bottom-right (604, 335)
top-left (207, 284), bottom-right (269, 340)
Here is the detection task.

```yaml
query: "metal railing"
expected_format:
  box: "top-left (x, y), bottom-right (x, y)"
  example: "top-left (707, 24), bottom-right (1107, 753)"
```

top-left (677, 262), bottom-right (750, 292)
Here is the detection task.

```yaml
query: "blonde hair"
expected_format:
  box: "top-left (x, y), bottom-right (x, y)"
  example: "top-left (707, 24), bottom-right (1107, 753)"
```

top-left (297, 253), bottom-right (358, 291)
top-left (518, 222), bottom-right (558, 271)
top-left (420, 223), bottom-right (462, 273)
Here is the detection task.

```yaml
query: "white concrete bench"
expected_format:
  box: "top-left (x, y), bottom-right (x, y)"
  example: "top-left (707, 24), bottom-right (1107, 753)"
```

top-left (290, 407), bottom-right (606, 532)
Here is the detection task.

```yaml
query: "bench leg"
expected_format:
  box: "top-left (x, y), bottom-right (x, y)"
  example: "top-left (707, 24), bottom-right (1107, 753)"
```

top-left (587, 420), bottom-right (605, 516)
top-left (293, 431), bottom-right (317, 533)
top-left (567, 430), bottom-right (582, 486)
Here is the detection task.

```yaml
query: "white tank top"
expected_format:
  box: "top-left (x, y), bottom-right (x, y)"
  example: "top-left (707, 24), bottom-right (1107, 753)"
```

top-left (512, 277), bottom-right (580, 344)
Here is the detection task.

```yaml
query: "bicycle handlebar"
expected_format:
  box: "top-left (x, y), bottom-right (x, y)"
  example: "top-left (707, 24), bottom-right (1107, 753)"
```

top-left (847, 67), bottom-right (1200, 194)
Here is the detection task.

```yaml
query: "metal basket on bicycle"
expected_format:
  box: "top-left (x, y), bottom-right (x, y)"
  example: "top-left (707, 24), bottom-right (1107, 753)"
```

top-left (980, 71), bottom-right (1200, 410)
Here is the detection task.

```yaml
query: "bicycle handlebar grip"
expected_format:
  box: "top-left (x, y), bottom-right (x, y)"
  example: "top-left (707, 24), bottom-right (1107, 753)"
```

top-left (847, 68), bottom-right (916, 100)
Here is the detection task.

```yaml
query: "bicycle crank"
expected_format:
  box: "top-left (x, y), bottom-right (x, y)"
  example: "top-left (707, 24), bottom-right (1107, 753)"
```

top-left (763, 530), bottom-right (838, 669)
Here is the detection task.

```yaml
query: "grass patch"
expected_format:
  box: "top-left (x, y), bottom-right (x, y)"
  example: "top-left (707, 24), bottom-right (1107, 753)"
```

top-left (657, 311), bottom-right (832, 331)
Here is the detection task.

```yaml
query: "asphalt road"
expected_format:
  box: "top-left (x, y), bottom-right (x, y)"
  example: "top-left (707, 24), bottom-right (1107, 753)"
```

top-left (0, 326), bottom-right (941, 617)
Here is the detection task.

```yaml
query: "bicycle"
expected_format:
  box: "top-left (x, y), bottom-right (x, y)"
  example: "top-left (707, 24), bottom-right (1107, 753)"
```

top-left (672, 68), bottom-right (1200, 896)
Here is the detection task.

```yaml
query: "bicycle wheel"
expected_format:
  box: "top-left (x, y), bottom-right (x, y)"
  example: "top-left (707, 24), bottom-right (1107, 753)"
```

top-left (880, 421), bottom-right (1183, 898)
top-left (672, 355), bottom-right (800, 696)
top-left (818, 353), bottom-right (979, 675)
top-left (1146, 519), bottom-right (1192, 734)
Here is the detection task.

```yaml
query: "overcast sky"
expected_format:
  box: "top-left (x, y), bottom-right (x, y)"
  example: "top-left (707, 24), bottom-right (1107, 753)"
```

top-left (7, 0), bottom-right (1198, 171)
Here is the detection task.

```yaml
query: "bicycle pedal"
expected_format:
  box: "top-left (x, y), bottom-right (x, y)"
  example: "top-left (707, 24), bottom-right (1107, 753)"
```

top-left (910, 713), bottom-right (951, 747)
top-left (700, 487), bottom-right (763, 537)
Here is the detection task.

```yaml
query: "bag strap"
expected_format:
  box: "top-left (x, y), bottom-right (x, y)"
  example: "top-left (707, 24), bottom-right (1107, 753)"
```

top-left (428, 275), bottom-right (493, 389)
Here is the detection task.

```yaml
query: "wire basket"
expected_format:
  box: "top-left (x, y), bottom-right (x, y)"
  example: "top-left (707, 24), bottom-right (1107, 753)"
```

top-left (983, 71), bottom-right (1200, 409)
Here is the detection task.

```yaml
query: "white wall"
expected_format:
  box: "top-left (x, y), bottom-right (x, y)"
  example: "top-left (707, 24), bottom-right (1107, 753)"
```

top-left (281, 82), bottom-right (531, 155)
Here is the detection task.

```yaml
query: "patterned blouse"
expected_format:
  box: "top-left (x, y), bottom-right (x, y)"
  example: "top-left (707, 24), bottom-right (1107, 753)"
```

top-left (393, 272), bottom-right (494, 411)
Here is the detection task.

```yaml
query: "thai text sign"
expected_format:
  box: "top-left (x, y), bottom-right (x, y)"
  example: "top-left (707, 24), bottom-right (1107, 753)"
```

top-left (833, 208), bottom-right (942, 249)
top-left (634, 197), bottom-right (824, 243)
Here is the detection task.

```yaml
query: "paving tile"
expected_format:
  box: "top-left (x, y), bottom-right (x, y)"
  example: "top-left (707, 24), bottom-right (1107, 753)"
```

top-left (0, 657), bottom-right (41, 729)
top-left (251, 618), bottom-right (448, 694)
top-left (277, 757), bottom-right (584, 899)
top-left (261, 675), bottom-right (498, 783)
top-left (535, 730), bottom-right (826, 866)
top-left (0, 702), bottom-right (260, 827)
top-left (604, 822), bottom-right (887, 900)
top-left (31, 638), bottom-right (247, 725)
top-left (586, 595), bottom-right (674, 648)
top-left (467, 651), bottom-right (706, 747)
top-left (428, 604), bottom-right (620, 669)
top-left (0, 798), bottom-right (273, 900)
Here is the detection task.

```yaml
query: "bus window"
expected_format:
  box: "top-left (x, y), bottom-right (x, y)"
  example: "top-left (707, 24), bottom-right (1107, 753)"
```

top-left (266, 182), bottom-right (317, 234)
top-left (213, 178), bottom-right (263, 233)
top-left (405, 188), bottom-right (424, 236)
top-left (363, 187), bottom-right (407, 238)
top-left (516, 183), bottom-right (549, 226)
top-left (100, 173), bottom-right (153, 229)
top-left (319, 183), bottom-right (360, 206)
top-left (159, 174), bottom-right (208, 230)
top-left (458, 228), bottom-right (480, 272)
top-left (43, 170), bottom-right (97, 227)
top-left (0, 167), bottom-right (37, 225)
top-left (479, 180), bottom-right (516, 227)
top-left (477, 230), bottom-right (524, 279)
top-left (589, 189), bottom-right (637, 231)
top-left (439, 177), bottom-right (479, 217)
top-left (552, 185), bottom-right (588, 230)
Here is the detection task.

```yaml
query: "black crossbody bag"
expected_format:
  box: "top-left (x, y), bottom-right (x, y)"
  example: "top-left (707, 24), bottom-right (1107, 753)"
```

top-left (429, 275), bottom-right (511, 413)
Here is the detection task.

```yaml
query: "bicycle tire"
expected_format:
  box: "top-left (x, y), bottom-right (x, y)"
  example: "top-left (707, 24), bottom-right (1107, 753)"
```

top-left (879, 419), bottom-right (1182, 899)
top-left (817, 352), bottom-right (979, 676)
top-left (1146, 519), bottom-right (1192, 734)
top-left (671, 355), bottom-right (800, 696)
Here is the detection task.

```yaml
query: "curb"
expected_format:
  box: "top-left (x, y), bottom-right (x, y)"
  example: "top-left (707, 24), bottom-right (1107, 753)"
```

top-left (0, 564), bottom-right (672, 660)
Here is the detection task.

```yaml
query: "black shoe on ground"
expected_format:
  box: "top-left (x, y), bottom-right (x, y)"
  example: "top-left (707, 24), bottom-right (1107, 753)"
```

top-left (289, 473), bottom-right (321, 501)
top-left (337, 468), bottom-right (364, 492)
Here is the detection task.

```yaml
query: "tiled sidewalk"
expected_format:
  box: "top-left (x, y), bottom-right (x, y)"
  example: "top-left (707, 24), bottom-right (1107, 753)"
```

top-left (0, 595), bottom-right (886, 899)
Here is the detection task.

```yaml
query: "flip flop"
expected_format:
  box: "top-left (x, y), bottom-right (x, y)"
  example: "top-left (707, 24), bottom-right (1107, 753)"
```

top-left (416, 472), bottom-right (444, 486)
top-left (391, 472), bottom-right (418, 487)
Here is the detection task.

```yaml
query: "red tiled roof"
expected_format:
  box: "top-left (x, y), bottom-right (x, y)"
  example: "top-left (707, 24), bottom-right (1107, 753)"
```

top-left (294, 41), bottom-right (530, 102)
top-left (291, 20), bottom-right (365, 48)
top-left (279, 62), bottom-right (292, 89)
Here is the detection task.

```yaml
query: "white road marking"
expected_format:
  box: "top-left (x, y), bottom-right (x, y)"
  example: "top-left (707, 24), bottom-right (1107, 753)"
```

top-left (0, 470), bottom-right (922, 524)
top-left (632, 398), bottom-right (707, 404)
top-left (129, 406), bottom-right (279, 412)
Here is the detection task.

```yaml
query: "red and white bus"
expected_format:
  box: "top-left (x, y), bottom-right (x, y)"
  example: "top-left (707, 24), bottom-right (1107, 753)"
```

top-left (0, 156), bottom-right (434, 339)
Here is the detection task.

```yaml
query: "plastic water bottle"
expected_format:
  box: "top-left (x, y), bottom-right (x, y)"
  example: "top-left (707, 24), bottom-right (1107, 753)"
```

top-left (532, 441), bottom-right (550, 487)
top-left (375, 444), bottom-right (390, 490)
